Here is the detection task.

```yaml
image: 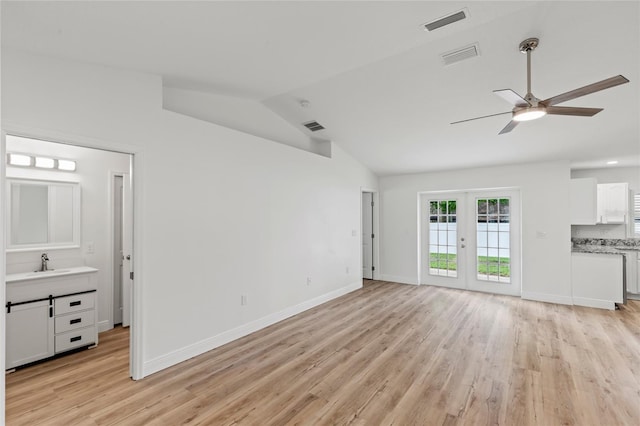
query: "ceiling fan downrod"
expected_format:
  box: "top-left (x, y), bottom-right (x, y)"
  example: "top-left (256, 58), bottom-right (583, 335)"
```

top-left (519, 37), bottom-right (539, 100)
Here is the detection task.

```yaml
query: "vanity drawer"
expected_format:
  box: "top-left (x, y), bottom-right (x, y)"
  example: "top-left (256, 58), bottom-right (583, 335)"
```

top-left (55, 310), bottom-right (95, 334)
top-left (55, 293), bottom-right (95, 315)
top-left (55, 327), bottom-right (96, 353)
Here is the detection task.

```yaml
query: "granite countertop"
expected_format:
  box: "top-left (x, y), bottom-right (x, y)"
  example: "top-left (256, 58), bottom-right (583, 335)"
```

top-left (572, 245), bottom-right (626, 255)
top-left (571, 238), bottom-right (640, 255)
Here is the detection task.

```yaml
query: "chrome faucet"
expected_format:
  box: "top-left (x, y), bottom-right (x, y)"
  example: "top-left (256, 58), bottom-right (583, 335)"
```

top-left (40, 253), bottom-right (50, 272)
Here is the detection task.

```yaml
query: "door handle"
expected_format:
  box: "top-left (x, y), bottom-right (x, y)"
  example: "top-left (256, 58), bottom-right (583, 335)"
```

top-left (461, 244), bottom-right (466, 248)
top-left (126, 255), bottom-right (131, 260)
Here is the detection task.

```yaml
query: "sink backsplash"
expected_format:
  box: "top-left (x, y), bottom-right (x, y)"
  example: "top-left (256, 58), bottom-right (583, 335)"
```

top-left (572, 238), bottom-right (640, 247)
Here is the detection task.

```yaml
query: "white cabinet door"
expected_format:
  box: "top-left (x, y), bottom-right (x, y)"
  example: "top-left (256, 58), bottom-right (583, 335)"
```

top-left (570, 178), bottom-right (597, 225)
top-left (620, 251), bottom-right (638, 294)
top-left (571, 253), bottom-right (624, 310)
top-left (597, 183), bottom-right (629, 224)
top-left (6, 300), bottom-right (55, 369)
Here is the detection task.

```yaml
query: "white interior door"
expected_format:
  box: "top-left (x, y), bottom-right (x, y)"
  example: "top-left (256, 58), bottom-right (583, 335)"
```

top-left (421, 190), bottom-right (520, 296)
top-left (113, 175), bottom-right (124, 325)
top-left (121, 172), bottom-right (133, 328)
top-left (362, 192), bottom-right (373, 279)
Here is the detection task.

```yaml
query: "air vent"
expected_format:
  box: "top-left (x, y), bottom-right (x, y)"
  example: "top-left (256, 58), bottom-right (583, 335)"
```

top-left (422, 9), bottom-right (467, 32)
top-left (303, 121), bottom-right (325, 132)
top-left (441, 43), bottom-right (480, 66)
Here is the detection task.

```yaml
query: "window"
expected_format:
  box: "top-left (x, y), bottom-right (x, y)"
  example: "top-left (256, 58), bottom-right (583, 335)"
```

top-left (429, 200), bottom-right (457, 277)
top-left (476, 198), bottom-right (511, 283)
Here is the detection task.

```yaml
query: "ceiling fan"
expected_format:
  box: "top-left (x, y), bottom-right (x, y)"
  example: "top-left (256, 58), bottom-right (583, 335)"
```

top-left (451, 37), bottom-right (630, 134)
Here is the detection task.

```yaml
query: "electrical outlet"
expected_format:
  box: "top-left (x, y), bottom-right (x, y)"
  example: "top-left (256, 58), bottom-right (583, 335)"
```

top-left (86, 242), bottom-right (95, 254)
top-left (241, 295), bottom-right (247, 305)
top-left (346, 266), bottom-right (350, 274)
top-left (306, 277), bottom-right (311, 286)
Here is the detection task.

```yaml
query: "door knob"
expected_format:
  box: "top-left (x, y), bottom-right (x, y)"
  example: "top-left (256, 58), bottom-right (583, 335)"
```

top-left (126, 255), bottom-right (131, 260)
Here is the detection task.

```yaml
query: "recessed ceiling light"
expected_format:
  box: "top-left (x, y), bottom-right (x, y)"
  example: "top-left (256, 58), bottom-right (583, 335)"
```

top-left (606, 160), bottom-right (619, 165)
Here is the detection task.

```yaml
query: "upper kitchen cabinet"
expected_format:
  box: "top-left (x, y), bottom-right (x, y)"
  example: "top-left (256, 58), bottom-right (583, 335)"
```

top-left (597, 182), bottom-right (629, 224)
top-left (570, 179), bottom-right (629, 225)
top-left (570, 178), bottom-right (597, 225)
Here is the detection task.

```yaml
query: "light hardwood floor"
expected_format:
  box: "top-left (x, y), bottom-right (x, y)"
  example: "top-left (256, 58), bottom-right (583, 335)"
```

top-left (6, 280), bottom-right (640, 425)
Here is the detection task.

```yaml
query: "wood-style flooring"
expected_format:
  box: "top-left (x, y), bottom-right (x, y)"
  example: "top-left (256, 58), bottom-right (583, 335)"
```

top-left (6, 280), bottom-right (640, 425)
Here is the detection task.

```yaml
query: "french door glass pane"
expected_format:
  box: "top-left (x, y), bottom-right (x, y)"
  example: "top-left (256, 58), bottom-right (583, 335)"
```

top-left (476, 198), bottom-right (510, 283)
top-left (429, 200), bottom-right (457, 277)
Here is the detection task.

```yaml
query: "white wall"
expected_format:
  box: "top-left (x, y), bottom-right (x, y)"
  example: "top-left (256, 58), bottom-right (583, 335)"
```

top-left (1, 49), bottom-right (378, 378)
top-left (5, 136), bottom-right (130, 332)
top-left (379, 161), bottom-right (572, 304)
top-left (571, 167), bottom-right (640, 239)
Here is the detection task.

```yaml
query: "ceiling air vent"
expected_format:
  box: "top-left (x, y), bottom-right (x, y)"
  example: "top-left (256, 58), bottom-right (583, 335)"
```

top-left (422, 9), bottom-right (467, 32)
top-left (441, 43), bottom-right (480, 66)
top-left (303, 121), bottom-right (325, 132)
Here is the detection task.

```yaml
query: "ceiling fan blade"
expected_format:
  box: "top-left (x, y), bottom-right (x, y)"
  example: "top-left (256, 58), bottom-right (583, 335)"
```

top-left (493, 89), bottom-right (530, 107)
top-left (541, 75), bottom-right (629, 107)
top-left (451, 111), bottom-right (512, 125)
top-left (498, 120), bottom-right (519, 135)
top-left (546, 106), bottom-right (603, 116)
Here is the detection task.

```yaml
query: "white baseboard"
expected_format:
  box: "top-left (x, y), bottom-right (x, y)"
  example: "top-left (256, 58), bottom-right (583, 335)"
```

top-left (521, 291), bottom-right (573, 305)
top-left (572, 297), bottom-right (616, 310)
top-left (379, 274), bottom-right (419, 285)
top-left (142, 280), bottom-right (363, 377)
top-left (97, 320), bottom-right (112, 333)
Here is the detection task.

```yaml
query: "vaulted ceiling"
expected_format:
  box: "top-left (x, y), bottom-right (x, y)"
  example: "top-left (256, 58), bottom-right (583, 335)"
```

top-left (2, 1), bottom-right (639, 175)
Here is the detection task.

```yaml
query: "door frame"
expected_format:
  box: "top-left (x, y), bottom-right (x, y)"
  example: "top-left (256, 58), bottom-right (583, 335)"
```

top-left (1, 124), bottom-right (144, 382)
top-left (361, 188), bottom-right (379, 281)
top-left (418, 187), bottom-right (521, 296)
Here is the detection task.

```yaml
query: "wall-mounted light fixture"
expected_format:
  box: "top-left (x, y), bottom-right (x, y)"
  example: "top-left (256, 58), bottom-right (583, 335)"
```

top-left (7, 153), bottom-right (77, 172)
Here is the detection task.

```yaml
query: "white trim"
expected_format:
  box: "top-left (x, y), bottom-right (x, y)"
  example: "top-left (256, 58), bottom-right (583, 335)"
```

top-left (521, 291), bottom-right (573, 305)
top-left (572, 297), bottom-right (616, 310)
top-left (1, 130), bottom-right (8, 423)
top-left (142, 280), bottom-right (363, 377)
top-left (379, 274), bottom-right (419, 285)
top-left (97, 320), bottom-right (112, 334)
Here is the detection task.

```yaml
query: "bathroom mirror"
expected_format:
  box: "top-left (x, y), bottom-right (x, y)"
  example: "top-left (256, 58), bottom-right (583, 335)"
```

top-left (7, 179), bottom-right (81, 251)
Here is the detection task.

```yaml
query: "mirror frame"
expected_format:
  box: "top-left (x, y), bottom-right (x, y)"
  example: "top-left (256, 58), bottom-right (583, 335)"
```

top-left (6, 178), bottom-right (81, 252)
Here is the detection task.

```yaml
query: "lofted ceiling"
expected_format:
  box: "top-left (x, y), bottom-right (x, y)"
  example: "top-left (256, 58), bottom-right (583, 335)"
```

top-left (2, 1), bottom-right (639, 175)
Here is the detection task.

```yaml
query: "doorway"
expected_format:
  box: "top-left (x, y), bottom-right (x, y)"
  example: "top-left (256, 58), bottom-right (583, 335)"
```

top-left (112, 173), bottom-right (133, 328)
top-left (420, 189), bottom-right (521, 296)
top-left (362, 192), bottom-right (375, 279)
top-left (3, 133), bottom-right (136, 377)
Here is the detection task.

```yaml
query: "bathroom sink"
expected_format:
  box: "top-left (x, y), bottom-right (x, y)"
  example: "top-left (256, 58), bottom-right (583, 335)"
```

top-left (26, 269), bottom-right (71, 277)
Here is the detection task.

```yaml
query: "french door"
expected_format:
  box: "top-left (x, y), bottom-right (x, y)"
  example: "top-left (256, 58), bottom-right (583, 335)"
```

top-left (420, 190), bottom-right (520, 296)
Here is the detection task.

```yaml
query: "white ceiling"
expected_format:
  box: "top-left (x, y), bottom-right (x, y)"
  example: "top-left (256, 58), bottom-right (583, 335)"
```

top-left (2, 1), bottom-right (639, 175)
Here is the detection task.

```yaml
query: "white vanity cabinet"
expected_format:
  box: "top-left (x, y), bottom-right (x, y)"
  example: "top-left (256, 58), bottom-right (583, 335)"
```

top-left (5, 267), bottom-right (98, 370)
top-left (6, 300), bottom-right (55, 370)
top-left (54, 292), bottom-right (97, 353)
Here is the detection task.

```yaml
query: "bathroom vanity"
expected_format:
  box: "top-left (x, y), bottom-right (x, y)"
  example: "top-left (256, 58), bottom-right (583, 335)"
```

top-left (5, 266), bottom-right (98, 370)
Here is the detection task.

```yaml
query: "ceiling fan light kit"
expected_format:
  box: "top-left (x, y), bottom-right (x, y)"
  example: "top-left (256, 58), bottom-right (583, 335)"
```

top-left (451, 37), bottom-right (630, 134)
top-left (513, 106), bottom-right (546, 122)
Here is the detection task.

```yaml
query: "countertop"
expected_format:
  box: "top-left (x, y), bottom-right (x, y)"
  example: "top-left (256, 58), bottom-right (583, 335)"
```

top-left (6, 266), bottom-right (99, 283)
top-left (572, 245), bottom-right (640, 255)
